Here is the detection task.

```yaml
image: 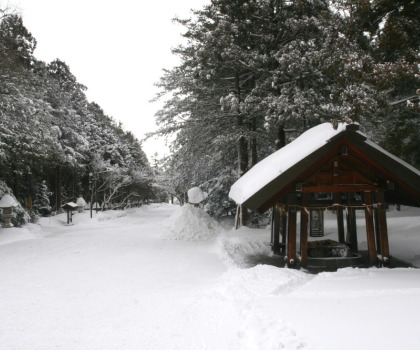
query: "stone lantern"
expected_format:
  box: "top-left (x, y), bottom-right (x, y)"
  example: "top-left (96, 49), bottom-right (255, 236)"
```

top-left (187, 187), bottom-right (205, 207)
top-left (76, 197), bottom-right (87, 213)
top-left (0, 194), bottom-right (19, 228)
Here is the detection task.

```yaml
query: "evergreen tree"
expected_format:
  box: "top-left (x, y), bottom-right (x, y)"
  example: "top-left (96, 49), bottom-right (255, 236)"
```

top-left (332, 0), bottom-right (420, 166)
top-left (154, 0), bottom-right (369, 220)
top-left (33, 180), bottom-right (52, 216)
top-left (0, 12), bottom-right (155, 217)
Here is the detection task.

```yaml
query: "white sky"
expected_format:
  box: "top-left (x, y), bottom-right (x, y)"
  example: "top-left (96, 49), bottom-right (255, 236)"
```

top-left (13, 0), bottom-right (209, 160)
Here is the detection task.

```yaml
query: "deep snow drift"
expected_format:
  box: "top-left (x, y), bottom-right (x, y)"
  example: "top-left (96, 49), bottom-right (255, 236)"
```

top-left (0, 204), bottom-right (419, 350)
top-left (164, 204), bottom-right (223, 240)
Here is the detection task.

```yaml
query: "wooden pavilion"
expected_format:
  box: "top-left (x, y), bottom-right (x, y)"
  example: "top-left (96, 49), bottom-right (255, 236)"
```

top-left (229, 122), bottom-right (420, 268)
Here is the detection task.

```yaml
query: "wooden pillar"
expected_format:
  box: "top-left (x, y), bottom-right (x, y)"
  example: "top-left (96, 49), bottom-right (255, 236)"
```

top-left (345, 193), bottom-right (358, 251)
top-left (271, 205), bottom-right (281, 254)
top-left (280, 209), bottom-right (287, 254)
top-left (334, 192), bottom-right (345, 243)
top-left (337, 208), bottom-right (345, 243)
top-left (364, 192), bottom-right (377, 266)
top-left (376, 191), bottom-right (390, 265)
top-left (300, 195), bottom-right (309, 268)
top-left (287, 205), bottom-right (297, 267)
top-left (373, 205), bottom-right (381, 255)
top-left (270, 206), bottom-right (275, 247)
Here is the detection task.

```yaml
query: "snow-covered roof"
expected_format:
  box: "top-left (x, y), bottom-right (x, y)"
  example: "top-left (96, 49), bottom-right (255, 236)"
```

top-left (229, 122), bottom-right (348, 205)
top-left (0, 194), bottom-right (19, 208)
top-left (229, 122), bottom-right (420, 211)
top-left (62, 202), bottom-right (78, 209)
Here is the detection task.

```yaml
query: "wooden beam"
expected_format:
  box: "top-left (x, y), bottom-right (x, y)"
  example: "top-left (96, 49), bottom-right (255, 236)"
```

top-left (302, 184), bottom-right (382, 193)
top-left (364, 192), bottom-right (377, 266)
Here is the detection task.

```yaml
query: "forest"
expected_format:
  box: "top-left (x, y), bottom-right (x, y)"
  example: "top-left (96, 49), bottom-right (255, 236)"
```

top-left (154, 0), bottom-right (419, 222)
top-left (0, 0), bottom-right (419, 225)
top-left (0, 9), bottom-right (157, 223)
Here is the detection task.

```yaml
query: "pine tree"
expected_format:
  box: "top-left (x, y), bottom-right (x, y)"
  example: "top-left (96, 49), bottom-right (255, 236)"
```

top-left (33, 180), bottom-right (52, 216)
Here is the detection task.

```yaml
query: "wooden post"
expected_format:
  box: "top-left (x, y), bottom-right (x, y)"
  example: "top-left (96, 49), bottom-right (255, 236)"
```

top-left (345, 193), bottom-right (358, 251)
top-left (364, 192), bottom-right (377, 266)
top-left (235, 205), bottom-right (241, 230)
top-left (373, 205), bottom-right (381, 255)
top-left (271, 205), bottom-right (281, 254)
top-left (376, 191), bottom-right (390, 265)
top-left (287, 206), bottom-right (297, 267)
top-left (351, 207), bottom-right (358, 251)
top-left (334, 192), bottom-right (345, 243)
top-left (281, 209), bottom-right (287, 254)
top-left (337, 207), bottom-right (345, 243)
top-left (300, 195), bottom-right (309, 268)
top-left (270, 207), bottom-right (274, 246)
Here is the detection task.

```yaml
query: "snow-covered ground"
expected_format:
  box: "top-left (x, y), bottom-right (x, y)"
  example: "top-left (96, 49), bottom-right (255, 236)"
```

top-left (0, 204), bottom-right (419, 349)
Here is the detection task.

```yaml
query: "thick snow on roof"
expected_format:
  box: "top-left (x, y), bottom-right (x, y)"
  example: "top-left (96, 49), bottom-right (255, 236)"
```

top-left (229, 122), bottom-right (348, 205)
top-left (62, 202), bottom-right (78, 209)
top-left (76, 197), bottom-right (87, 206)
top-left (188, 187), bottom-right (205, 204)
top-left (0, 194), bottom-right (19, 208)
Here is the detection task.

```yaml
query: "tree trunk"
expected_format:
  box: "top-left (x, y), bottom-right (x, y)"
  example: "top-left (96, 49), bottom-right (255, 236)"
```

top-left (235, 70), bottom-right (249, 226)
top-left (275, 124), bottom-right (286, 150)
top-left (250, 117), bottom-right (258, 168)
top-left (56, 165), bottom-right (62, 210)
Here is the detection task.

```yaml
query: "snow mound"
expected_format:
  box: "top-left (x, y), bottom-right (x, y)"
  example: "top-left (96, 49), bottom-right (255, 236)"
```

top-left (163, 205), bottom-right (223, 241)
top-left (217, 235), bottom-right (272, 268)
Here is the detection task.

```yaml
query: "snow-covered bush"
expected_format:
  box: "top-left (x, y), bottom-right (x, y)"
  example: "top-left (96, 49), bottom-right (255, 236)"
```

top-left (200, 169), bottom-right (237, 219)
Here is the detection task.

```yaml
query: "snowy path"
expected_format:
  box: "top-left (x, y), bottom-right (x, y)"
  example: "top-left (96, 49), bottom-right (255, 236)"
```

top-left (0, 205), bottom-right (240, 349)
top-left (1, 204), bottom-right (420, 349)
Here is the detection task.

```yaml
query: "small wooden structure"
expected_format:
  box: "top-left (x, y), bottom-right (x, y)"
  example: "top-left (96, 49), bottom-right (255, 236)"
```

top-left (62, 202), bottom-right (78, 225)
top-left (229, 123), bottom-right (420, 268)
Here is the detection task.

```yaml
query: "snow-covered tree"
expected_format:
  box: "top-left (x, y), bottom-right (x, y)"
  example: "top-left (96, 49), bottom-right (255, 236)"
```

top-left (33, 180), bottom-right (52, 216)
top-left (0, 12), bottom-right (154, 212)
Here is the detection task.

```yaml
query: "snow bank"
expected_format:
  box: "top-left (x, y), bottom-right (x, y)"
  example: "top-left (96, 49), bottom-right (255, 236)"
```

top-left (163, 205), bottom-right (223, 241)
top-left (291, 267), bottom-right (420, 298)
top-left (217, 226), bottom-right (272, 267)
